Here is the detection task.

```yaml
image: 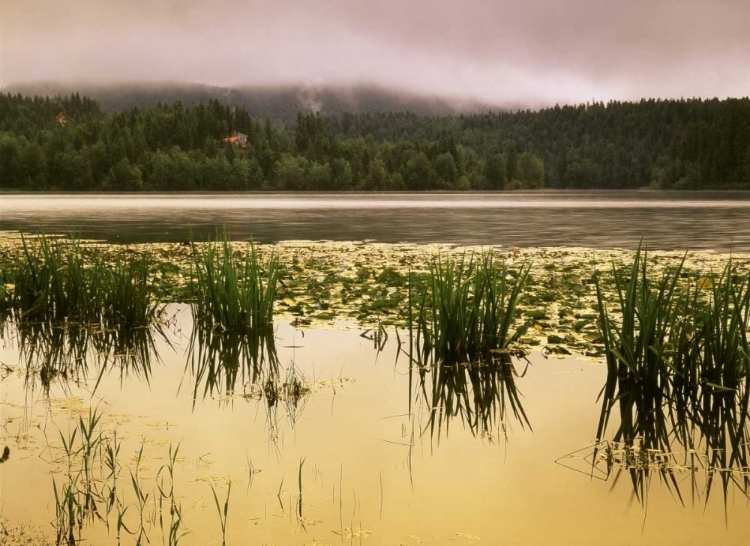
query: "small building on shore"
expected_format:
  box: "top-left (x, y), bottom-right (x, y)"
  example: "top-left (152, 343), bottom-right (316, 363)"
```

top-left (222, 131), bottom-right (248, 146)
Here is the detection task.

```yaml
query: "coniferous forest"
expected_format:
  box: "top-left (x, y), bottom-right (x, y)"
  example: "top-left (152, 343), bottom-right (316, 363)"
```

top-left (1, 92), bottom-right (749, 191)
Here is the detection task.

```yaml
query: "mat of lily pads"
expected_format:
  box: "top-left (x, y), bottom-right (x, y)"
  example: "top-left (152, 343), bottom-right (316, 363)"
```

top-left (2, 231), bottom-right (749, 360)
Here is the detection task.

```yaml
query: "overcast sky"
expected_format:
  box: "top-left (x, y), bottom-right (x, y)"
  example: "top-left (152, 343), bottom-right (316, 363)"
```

top-left (1, 0), bottom-right (749, 105)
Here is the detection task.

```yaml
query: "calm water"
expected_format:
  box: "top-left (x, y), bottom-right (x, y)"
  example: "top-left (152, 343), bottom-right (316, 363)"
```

top-left (3, 193), bottom-right (750, 544)
top-left (2, 307), bottom-right (750, 545)
top-left (2, 191), bottom-right (750, 250)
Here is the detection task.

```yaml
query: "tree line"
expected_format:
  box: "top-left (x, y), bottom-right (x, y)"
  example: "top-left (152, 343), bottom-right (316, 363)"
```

top-left (1, 92), bottom-right (749, 191)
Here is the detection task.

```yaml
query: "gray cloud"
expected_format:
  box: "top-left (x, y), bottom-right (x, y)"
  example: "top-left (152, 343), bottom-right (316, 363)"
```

top-left (1, 0), bottom-right (749, 105)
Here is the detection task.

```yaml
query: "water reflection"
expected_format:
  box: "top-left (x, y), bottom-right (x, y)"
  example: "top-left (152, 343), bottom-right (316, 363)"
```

top-left (560, 366), bottom-right (750, 510)
top-left (185, 322), bottom-right (317, 449)
top-left (4, 318), bottom-right (169, 394)
top-left (186, 325), bottom-right (279, 401)
top-left (4, 191), bottom-right (750, 250)
top-left (410, 353), bottom-right (530, 444)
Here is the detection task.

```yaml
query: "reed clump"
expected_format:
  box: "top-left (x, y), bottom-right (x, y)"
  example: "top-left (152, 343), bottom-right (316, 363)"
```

top-left (7, 234), bottom-right (160, 328)
top-left (409, 251), bottom-right (530, 366)
top-left (406, 251), bottom-right (532, 438)
top-left (594, 246), bottom-right (750, 505)
top-left (190, 233), bottom-right (279, 333)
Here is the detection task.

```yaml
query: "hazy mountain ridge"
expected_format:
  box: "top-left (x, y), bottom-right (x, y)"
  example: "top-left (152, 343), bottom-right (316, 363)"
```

top-left (2, 82), bottom-right (508, 121)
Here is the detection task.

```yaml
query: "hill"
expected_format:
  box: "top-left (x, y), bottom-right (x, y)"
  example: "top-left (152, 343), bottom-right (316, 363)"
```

top-left (1, 91), bottom-right (749, 192)
top-left (2, 82), bottom-right (505, 121)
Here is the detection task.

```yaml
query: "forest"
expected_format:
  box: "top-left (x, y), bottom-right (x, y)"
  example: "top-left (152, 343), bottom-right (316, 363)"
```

top-left (1, 92), bottom-right (749, 191)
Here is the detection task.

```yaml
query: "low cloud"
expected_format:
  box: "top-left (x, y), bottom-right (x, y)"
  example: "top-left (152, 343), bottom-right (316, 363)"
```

top-left (1, 0), bottom-right (748, 105)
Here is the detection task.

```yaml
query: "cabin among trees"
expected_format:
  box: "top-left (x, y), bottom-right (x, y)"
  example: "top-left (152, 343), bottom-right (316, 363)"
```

top-left (222, 131), bottom-right (248, 147)
top-left (55, 111), bottom-right (68, 126)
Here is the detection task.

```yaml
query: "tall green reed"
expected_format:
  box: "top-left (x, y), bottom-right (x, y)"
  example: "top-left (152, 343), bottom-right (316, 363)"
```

top-left (9, 233), bottom-right (160, 328)
top-left (210, 481), bottom-right (231, 546)
top-left (406, 250), bottom-right (531, 439)
top-left (409, 251), bottom-right (530, 366)
top-left (50, 410), bottom-right (187, 546)
top-left (594, 246), bottom-right (750, 507)
top-left (190, 233), bottom-right (279, 333)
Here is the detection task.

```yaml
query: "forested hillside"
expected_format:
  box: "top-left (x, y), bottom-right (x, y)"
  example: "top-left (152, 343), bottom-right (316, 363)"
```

top-left (1, 92), bottom-right (749, 191)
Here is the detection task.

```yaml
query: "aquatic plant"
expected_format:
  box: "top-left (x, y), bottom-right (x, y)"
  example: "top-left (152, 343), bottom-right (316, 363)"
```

top-left (210, 481), bottom-right (231, 546)
top-left (190, 233), bottom-right (279, 333)
top-left (0, 269), bottom-right (12, 318)
top-left (13, 234), bottom-right (89, 322)
top-left (593, 247), bottom-right (750, 507)
top-left (98, 254), bottom-right (162, 329)
top-left (157, 444), bottom-right (188, 546)
top-left (49, 408), bottom-right (189, 546)
top-left (409, 251), bottom-right (530, 366)
top-left (594, 246), bottom-right (689, 467)
top-left (52, 408), bottom-right (112, 546)
top-left (8, 233), bottom-right (160, 328)
top-left (404, 251), bottom-right (532, 443)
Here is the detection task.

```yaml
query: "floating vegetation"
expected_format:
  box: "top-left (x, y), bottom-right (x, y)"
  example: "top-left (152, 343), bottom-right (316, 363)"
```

top-left (190, 232), bottom-right (279, 334)
top-left (4, 232), bottom-right (750, 358)
top-left (590, 247), bottom-right (750, 508)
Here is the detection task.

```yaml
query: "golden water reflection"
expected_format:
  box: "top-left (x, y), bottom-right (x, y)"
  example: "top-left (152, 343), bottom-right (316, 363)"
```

top-left (2, 306), bottom-right (750, 545)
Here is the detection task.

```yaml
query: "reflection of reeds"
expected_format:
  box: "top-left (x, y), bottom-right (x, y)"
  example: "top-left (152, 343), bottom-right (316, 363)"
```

top-left (594, 247), bottom-right (750, 508)
top-left (186, 325), bottom-right (279, 402)
top-left (415, 354), bottom-right (530, 443)
top-left (12, 318), bottom-right (168, 394)
top-left (407, 251), bottom-right (531, 441)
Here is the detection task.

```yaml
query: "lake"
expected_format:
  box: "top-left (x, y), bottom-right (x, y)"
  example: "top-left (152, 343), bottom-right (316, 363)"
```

top-left (2, 192), bottom-right (750, 545)
top-left (2, 190), bottom-right (750, 250)
top-left (3, 307), bottom-right (750, 545)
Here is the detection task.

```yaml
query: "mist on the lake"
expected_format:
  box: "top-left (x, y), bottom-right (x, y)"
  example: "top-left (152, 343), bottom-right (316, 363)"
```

top-left (2, 0), bottom-right (749, 106)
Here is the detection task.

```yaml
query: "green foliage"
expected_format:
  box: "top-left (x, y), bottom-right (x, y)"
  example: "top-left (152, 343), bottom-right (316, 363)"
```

top-left (8, 234), bottom-right (159, 328)
top-left (594, 248), bottom-right (750, 505)
top-left (409, 251), bottom-right (530, 366)
top-left (483, 153), bottom-right (506, 189)
top-left (0, 92), bottom-right (553, 192)
top-left (190, 233), bottom-right (279, 333)
top-left (6, 92), bottom-right (749, 191)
